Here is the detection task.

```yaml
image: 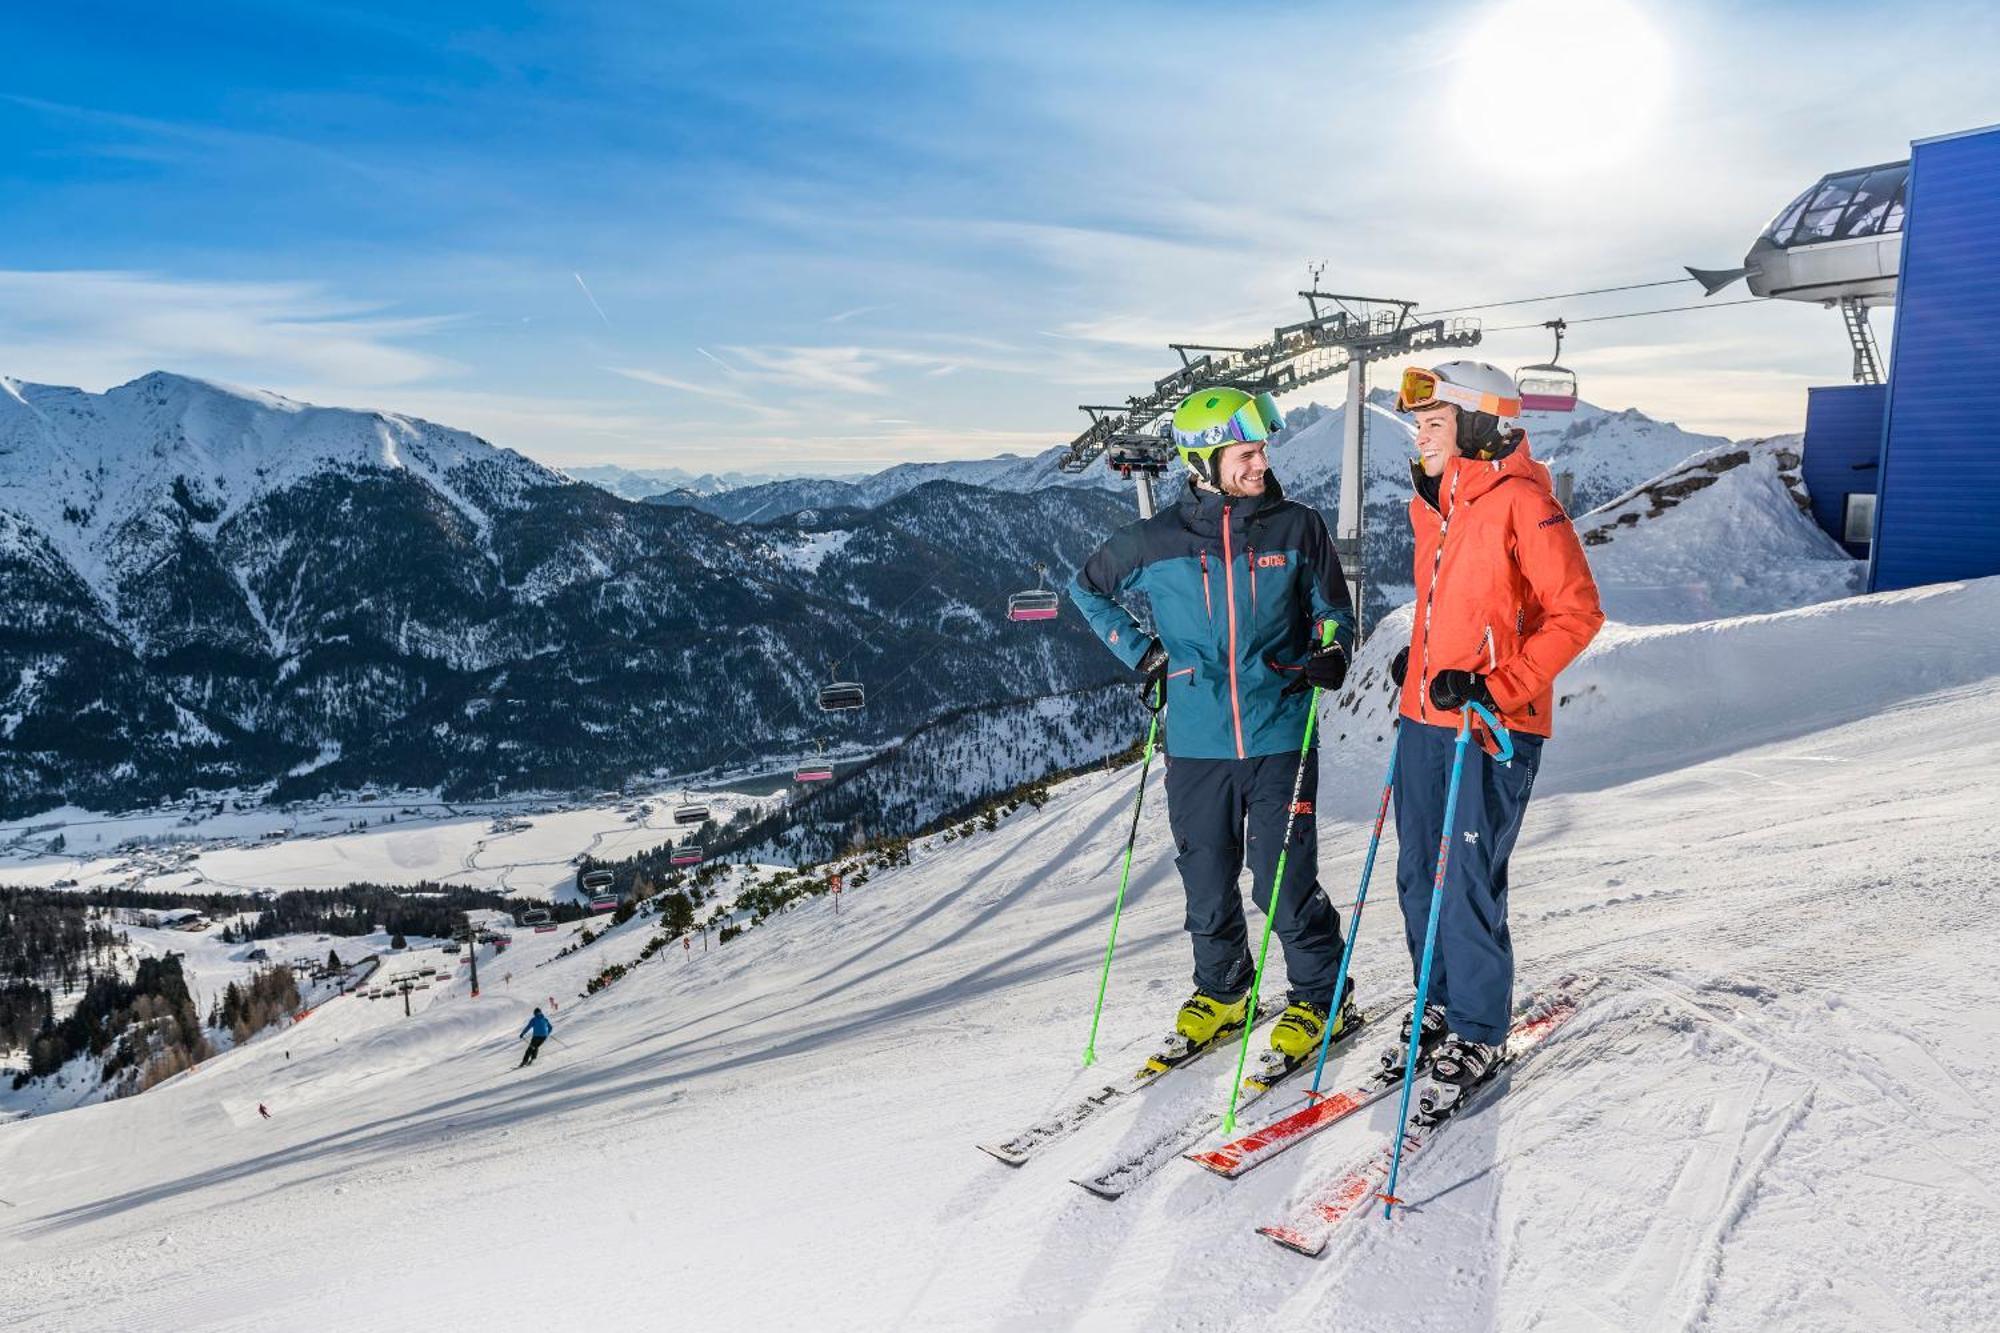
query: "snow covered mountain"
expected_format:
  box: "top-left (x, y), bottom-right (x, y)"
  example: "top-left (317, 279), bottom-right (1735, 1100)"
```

top-left (0, 374), bottom-right (1134, 820)
top-left (561, 463), bottom-right (841, 501)
top-left (0, 370), bottom-right (561, 646)
top-left (662, 444), bottom-right (1122, 524)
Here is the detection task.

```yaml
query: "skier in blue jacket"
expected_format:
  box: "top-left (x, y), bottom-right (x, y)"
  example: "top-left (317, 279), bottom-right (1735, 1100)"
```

top-left (518, 1007), bottom-right (553, 1067)
top-left (1070, 386), bottom-right (1358, 1064)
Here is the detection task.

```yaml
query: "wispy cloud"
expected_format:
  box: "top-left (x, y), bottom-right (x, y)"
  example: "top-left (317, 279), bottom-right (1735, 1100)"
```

top-left (0, 270), bottom-right (459, 389)
top-left (572, 272), bottom-right (613, 330)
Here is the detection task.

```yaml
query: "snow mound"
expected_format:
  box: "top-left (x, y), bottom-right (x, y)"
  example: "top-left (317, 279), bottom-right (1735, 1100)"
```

top-left (1577, 434), bottom-right (1863, 623)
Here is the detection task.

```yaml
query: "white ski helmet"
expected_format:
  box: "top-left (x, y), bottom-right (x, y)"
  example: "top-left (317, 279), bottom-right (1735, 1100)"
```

top-left (1396, 360), bottom-right (1523, 458)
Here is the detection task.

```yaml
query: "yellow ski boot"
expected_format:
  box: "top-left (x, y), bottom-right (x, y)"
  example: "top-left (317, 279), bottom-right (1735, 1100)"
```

top-left (1144, 990), bottom-right (1250, 1074)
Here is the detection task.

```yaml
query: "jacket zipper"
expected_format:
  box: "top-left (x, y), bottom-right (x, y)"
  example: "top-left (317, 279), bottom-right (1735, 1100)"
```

top-left (1415, 469), bottom-right (1460, 726)
top-left (1200, 550), bottom-right (1212, 619)
top-left (1248, 544), bottom-right (1258, 613)
top-left (1482, 625), bottom-right (1497, 672)
top-left (1222, 504), bottom-right (1246, 759)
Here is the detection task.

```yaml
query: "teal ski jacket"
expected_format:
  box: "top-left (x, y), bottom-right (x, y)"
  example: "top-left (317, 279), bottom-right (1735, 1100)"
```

top-left (1070, 478), bottom-right (1355, 760)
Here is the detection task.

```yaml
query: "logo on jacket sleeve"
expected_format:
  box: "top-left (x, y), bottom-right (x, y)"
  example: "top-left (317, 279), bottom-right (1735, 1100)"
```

top-left (1256, 553), bottom-right (1288, 568)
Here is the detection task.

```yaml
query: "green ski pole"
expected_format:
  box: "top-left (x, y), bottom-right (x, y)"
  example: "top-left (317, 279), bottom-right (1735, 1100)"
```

top-left (1081, 678), bottom-right (1166, 1067)
top-left (1222, 622), bottom-right (1335, 1132)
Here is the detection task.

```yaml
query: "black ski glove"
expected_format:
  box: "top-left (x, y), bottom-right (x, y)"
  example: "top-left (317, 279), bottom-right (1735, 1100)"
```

top-left (1428, 669), bottom-right (1498, 712)
top-left (1389, 646), bottom-right (1409, 687)
top-left (1282, 642), bottom-right (1348, 697)
top-left (1137, 641), bottom-right (1169, 711)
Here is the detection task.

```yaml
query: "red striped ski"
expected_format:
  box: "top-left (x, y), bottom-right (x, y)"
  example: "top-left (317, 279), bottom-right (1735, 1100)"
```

top-left (1258, 973), bottom-right (1601, 1257)
top-left (1184, 1068), bottom-right (1403, 1179)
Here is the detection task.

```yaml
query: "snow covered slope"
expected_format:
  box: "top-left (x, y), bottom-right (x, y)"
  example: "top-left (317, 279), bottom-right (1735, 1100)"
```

top-left (2, 575), bottom-right (1996, 1330)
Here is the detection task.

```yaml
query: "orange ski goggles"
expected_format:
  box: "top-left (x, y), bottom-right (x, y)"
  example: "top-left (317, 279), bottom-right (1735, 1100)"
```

top-left (1396, 367), bottom-right (1521, 418)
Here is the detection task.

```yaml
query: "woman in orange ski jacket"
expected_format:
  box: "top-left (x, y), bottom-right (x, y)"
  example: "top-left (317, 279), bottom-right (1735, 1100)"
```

top-left (1381, 359), bottom-right (1604, 1091)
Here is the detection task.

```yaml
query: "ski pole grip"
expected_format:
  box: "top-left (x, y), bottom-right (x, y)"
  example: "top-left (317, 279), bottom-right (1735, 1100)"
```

top-left (1466, 700), bottom-right (1514, 763)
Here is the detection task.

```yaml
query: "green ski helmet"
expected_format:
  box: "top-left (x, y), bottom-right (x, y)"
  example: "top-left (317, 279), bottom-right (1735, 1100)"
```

top-left (1169, 386), bottom-right (1285, 484)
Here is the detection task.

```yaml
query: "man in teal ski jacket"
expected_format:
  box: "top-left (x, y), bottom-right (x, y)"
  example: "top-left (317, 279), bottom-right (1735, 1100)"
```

top-left (1070, 385), bottom-right (1359, 1063)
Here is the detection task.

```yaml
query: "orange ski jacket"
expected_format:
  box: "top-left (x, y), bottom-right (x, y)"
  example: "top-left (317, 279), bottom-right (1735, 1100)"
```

top-left (1398, 433), bottom-right (1604, 742)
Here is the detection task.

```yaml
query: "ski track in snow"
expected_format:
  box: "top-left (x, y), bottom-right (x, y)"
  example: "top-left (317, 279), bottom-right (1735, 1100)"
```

top-left (3, 585), bottom-right (2000, 1329)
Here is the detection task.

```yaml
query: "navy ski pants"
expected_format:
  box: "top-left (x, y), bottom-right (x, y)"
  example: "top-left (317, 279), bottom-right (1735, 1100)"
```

top-left (1391, 719), bottom-right (1545, 1045)
top-left (1164, 748), bottom-right (1346, 1007)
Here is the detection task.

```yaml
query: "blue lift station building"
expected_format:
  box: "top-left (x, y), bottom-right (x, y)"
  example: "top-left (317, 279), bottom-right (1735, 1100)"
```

top-left (1701, 121), bottom-right (2000, 592)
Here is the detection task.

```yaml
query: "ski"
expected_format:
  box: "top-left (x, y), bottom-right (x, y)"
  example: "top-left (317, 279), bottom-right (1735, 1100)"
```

top-left (1258, 973), bottom-right (1601, 1257)
top-left (1184, 1062), bottom-right (1406, 1180)
top-left (976, 1003), bottom-right (1276, 1167)
top-left (1073, 1006), bottom-right (1381, 1199)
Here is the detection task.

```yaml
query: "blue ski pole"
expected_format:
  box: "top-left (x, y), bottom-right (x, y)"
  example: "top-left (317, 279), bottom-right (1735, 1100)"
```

top-left (1305, 718), bottom-right (1399, 1096)
top-left (1379, 701), bottom-right (1509, 1219)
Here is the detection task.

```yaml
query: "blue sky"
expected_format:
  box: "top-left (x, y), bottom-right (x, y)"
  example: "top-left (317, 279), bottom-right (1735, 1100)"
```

top-left (3, 0), bottom-right (1995, 474)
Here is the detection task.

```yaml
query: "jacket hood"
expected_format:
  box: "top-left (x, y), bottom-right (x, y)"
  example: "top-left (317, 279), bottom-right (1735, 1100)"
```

top-left (1410, 432), bottom-right (1547, 516)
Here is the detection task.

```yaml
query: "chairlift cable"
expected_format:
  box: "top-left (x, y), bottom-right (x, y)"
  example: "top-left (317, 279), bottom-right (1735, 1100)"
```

top-left (1484, 296), bottom-right (1766, 332)
top-left (1420, 276), bottom-right (1696, 317)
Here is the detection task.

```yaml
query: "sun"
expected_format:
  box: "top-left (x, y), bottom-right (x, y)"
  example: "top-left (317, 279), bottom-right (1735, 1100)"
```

top-left (1447, 0), bottom-right (1673, 180)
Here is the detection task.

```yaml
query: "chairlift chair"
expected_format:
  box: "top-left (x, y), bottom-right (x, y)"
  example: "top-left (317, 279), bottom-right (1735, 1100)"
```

top-left (672, 795), bottom-right (709, 825)
top-left (1007, 589), bottom-right (1060, 621)
top-left (1516, 319), bottom-right (1579, 413)
top-left (818, 681), bottom-right (866, 711)
top-left (1006, 562), bottom-right (1060, 622)
top-left (794, 740), bottom-right (834, 783)
top-left (671, 845), bottom-right (704, 867)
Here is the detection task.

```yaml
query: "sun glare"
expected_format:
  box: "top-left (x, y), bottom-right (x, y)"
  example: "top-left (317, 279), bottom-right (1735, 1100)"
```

top-left (1447, 0), bottom-right (1672, 180)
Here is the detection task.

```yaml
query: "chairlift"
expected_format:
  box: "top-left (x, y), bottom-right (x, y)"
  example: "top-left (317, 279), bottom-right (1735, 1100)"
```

top-left (1007, 562), bottom-right (1061, 623)
top-left (673, 794), bottom-right (709, 825)
top-left (1516, 319), bottom-right (1579, 413)
top-left (794, 739), bottom-right (835, 783)
top-left (671, 845), bottom-right (704, 867)
top-left (818, 681), bottom-right (866, 711)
